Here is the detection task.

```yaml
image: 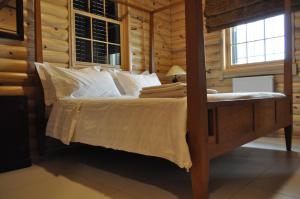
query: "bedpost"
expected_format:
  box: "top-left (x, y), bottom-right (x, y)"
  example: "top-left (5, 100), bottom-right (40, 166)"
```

top-left (185, 0), bottom-right (209, 199)
top-left (149, 12), bottom-right (155, 73)
top-left (284, 0), bottom-right (293, 151)
top-left (34, 0), bottom-right (46, 155)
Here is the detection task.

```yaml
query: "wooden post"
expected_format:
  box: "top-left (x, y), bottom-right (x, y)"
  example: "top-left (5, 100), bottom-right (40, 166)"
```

top-left (185, 0), bottom-right (209, 199)
top-left (35, 0), bottom-right (43, 63)
top-left (284, 0), bottom-right (293, 97)
top-left (149, 12), bottom-right (155, 73)
top-left (34, 0), bottom-right (46, 155)
top-left (284, 0), bottom-right (293, 151)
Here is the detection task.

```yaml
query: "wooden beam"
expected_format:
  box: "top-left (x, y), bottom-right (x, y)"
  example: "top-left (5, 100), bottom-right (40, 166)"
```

top-left (284, 0), bottom-right (293, 98)
top-left (114, 0), bottom-right (151, 13)
top-left (185, 0), bottom-right (209, 199)
top-left (34, 0), bottom-right (46, 155)
top-left (284, 0), bottom-right (293, 151)
top-left (120, 3), bottom-right (131, 71)
top-left (149, 12), bottom-right (155, 73)
top-left (35, 0), bottom-right (43, 62)
top-left (152, 0), bottom-right (184, 14)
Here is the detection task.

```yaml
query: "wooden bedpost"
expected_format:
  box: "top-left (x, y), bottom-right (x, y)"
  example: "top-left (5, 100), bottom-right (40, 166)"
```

top-left (185, 0), bottom-right (209, 198)
top-left (34, 0), bottom-right (46, 155)
top-left (284, 0), bottom-right (293, 151)
top-left (149, 12), bottom-right (155, 73)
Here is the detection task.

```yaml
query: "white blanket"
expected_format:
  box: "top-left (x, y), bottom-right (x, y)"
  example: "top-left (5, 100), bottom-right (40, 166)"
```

top-left (47, 96), bottom-right (191, 169)
top-left (46, 92), bottom-right (285, 170)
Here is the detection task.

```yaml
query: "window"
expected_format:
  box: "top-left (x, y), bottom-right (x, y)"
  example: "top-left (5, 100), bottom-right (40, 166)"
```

top-left (72, 0), bottom-right (121, 65)
top-left (227, 14), bottom-right (285, 66)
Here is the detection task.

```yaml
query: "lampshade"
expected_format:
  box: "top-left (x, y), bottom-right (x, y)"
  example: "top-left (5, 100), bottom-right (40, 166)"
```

top-left (166, 65), bottom-right (186, 77)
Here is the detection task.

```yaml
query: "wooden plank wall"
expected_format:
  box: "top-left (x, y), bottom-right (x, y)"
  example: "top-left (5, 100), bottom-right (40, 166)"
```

top-left (128, 0), bottom-right (172, 73)
top-left (170, 1), bottom-right (300, 138)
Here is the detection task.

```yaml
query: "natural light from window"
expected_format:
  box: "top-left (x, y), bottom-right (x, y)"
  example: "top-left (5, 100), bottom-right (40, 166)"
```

top-left (230, 14), bottom-right (285, 65)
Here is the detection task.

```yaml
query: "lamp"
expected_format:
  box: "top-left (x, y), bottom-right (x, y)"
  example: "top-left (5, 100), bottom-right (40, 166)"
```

top-left (166, 65), bottom-right (186, 83)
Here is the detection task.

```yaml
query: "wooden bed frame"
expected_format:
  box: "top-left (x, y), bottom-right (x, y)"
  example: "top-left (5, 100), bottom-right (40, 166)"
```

top-left (33, 0), bottom-right (293, 199)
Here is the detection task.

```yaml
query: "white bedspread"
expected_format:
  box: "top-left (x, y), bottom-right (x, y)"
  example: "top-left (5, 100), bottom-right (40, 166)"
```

top-left (46, 92), bottom-right (285, 169)
top-left (46, 96), bottom-right (191, 169)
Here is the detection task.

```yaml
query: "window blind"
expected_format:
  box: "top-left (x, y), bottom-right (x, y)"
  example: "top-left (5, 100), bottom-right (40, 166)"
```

top-left (73, 0), bottom-right (121, 65)
top-left (205, 0), bottom-right (300, 32)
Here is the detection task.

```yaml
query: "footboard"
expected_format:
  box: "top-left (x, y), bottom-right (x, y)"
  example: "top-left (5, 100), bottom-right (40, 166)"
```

top-left (207, 97), bottom-right (292, 159)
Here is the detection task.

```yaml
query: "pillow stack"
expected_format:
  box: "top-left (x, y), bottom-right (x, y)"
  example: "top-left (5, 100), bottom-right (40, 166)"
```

top-left (35, 62), bottom-right (163, 105)
top-left (35, 63), bottom-right (121, 105)
top-left (116, 72), bottom-right (161, 96)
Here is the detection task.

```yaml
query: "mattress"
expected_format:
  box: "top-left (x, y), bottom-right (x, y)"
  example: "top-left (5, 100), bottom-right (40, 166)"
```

top-left (207, 92), bottom-right (285, 102)
top-left (46, 92), bottom-right (285, 170)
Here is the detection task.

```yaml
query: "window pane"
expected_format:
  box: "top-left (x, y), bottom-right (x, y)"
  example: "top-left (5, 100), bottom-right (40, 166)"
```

top-left (247, 40), bottom-right (265, 63)
top-left (108, 23), bottom-right (120, 44)
top-left (93, 19), bottom-right (106, 41)
top-left (247, 20), bottom-right (264, 42)
top-left (90, 0), bottom-right (104, 16)
top-left (232, 43), bottom-right (247, 65)
top-left (75, 14), bottom-right (91, 38)
top-left (73, 0), bottom-right (88, 12)
top-left (231, 24), bottom-right (246, 44)
top-left (106, 0), bottom-right (118, 19)
top-left (265, 15), bottom-right (284, 39)
top-left (266, 37), bottom-right (284, 61)
top-left (93, 42), bottom-right (107, 64)
top-left (108, 44), bottom-right (121, 65)
top-left (76, 39), bottom-right (92, 62)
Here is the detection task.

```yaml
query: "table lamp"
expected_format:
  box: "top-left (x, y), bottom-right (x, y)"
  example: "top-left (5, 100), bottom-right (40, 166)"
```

top-left (166, 65), bottom-right (186, 83)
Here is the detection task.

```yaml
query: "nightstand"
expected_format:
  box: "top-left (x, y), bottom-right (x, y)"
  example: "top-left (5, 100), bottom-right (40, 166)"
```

top-left (0, 96), bottom-right (31, 172)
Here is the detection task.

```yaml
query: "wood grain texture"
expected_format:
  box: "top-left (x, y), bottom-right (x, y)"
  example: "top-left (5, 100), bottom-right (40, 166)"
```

top-left (185, 0), bottom-right (209, 198)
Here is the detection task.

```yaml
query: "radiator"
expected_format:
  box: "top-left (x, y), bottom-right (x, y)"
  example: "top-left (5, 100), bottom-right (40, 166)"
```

top-left (232, 76), bottom-right (274, 92)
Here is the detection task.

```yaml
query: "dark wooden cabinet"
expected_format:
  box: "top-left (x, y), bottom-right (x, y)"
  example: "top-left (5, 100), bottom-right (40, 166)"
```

top-left (0, 96), bottom-right (31, 172)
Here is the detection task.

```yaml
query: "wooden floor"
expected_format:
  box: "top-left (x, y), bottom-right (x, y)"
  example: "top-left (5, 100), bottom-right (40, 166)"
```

top-left (0, 138), bottom-right (300, 199)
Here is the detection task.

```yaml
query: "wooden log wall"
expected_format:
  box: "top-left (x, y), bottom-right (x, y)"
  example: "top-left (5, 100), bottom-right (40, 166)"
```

top-left (128, 0), bottom-right (172, 74)
top-left (0, 0), bottom-right (37, 150)
top-left (170, 1), bottom-right (300, 138)
top-left (40, 0), bottom-right (69, 68)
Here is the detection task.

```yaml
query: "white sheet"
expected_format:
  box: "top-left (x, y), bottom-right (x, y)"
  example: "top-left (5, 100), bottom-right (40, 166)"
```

top-left (207, 92), bottom-right (285, 102)
top-left (46, 92), bottom-right (285, 169)
top-left (46, 96), bottom-right (191, 169)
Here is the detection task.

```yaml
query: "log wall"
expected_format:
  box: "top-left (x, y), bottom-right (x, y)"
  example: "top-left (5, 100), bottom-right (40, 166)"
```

top-left (0, 0), bottom-right (37, 150)
top-left (41, 0), bottom-right (69, 68)
top-left (128, 0), bottom-right (172, 73)
top-left (170, 1), bottom-right (300, 138)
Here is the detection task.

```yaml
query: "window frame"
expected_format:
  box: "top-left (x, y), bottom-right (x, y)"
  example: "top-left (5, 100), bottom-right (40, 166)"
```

top-left (222, 14), bottom-right (296, 78)
top-left (225, 19), bottom-right (285, 69)
top-left (70, 0), bottom-right (127, 68)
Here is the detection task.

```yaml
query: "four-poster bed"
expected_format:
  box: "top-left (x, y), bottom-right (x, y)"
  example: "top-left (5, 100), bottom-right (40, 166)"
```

top-left (33, 0), bottom-right (294, 199)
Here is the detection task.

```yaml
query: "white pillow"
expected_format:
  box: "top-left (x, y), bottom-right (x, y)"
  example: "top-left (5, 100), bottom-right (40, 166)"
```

top-left (34, 62), bottom-right (57, 105)
top-left (71, 69), bottom-right (122, 98)
top-left (101, 68), bottom-right (126, 95)
top-left (116, 72), bottom-right (161, 96)
top-left (42, 64), bottom-right (121, 100)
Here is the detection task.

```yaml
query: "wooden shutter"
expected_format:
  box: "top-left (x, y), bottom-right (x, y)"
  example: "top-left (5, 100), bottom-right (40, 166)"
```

top-left (205, 0), bottom-right (300, 32)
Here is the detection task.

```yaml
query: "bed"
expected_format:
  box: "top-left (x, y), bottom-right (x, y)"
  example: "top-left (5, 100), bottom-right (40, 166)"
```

top-left (46, 93), bottom-right (286, 170)
top-left (33, 0), bottom-right (294, 199)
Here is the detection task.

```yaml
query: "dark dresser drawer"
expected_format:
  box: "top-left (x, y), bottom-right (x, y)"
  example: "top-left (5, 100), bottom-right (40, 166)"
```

top-left (0, 96), bottom-right (31, 172)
